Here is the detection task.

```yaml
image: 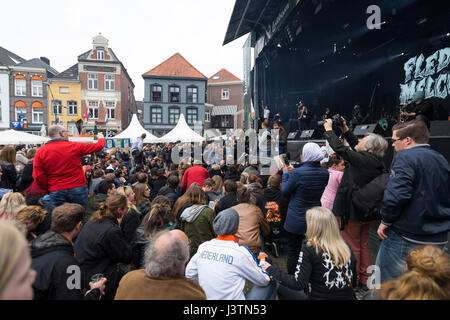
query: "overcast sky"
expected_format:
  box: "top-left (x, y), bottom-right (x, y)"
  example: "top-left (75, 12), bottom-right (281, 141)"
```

top-left (1, 0), bottom-right (247, 101)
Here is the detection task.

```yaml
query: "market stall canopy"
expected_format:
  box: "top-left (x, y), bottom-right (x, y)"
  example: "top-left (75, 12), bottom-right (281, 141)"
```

top-left (0, 129), bottom-right (49, 145)
top-left (157, 114), bottom-right (205, 143)
top-left (113, 114), bottom-right (159, 143)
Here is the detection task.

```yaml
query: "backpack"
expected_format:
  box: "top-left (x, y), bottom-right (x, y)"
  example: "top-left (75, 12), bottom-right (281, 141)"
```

top-left (351, 170), bottom-right (389, 221)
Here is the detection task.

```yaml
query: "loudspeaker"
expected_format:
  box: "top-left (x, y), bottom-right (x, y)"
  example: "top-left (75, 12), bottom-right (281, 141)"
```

top-left (287, 131), bottom-right (301, 140)
top-left (430, 120), bottom-right (450, 137)
top-left (353, 123), bottom-right (380, 136)
top-left (300, 129), bottom-right (322, 139)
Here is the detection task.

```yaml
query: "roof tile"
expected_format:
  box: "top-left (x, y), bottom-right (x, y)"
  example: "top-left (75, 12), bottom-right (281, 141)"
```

top-left (208, 68), bottom-right (241, 83)
top-left (143, 53), bottom-right (207, 79)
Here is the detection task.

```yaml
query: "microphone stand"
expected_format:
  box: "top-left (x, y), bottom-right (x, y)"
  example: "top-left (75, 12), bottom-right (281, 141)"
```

top-left (368, 83), bottom-right (380, 123)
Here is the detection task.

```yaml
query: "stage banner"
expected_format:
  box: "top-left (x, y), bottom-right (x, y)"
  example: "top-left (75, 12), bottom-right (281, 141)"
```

top-left (400, 47), bottom-right (450, 104)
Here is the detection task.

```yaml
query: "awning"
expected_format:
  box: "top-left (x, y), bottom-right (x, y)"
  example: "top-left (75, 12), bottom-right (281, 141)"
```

top-left (15, 101), bottom-right (26, 108)
top-left (31, 75), bottom-right (42, 80)
top-left (211, 105), bottom-right (237, 116)
top-left (223, 0), bottom-right (284, 45)
top-left (31, 102), bottom-right (43, 108)
top-left (14, 74), bottom-right (25, 79)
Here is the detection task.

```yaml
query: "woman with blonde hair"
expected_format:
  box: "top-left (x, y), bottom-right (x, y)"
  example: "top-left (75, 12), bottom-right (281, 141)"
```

top-left (365, 245), bottom-right (450, 300)
top-left (0, 192), bottom-right (26, 221)
top-left (0, 221), bottom-right (36, 300)
top-left (133, 183), bottom-right (150, 208)
top-left (261, 206), bottom-right (357, 300)
top-left (15, 206), bottom-right (47, 242)
top-left (116, 186), bottom-right (142, 244)
top-left (74, 194), bottom-right (132, 300)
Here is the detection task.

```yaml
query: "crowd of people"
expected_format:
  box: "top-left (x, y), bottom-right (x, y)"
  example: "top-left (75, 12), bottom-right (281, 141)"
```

top-left (0, 119), bottom-right (449, 301)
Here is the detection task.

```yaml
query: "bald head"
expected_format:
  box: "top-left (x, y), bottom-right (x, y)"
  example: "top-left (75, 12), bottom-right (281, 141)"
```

top-left (48, 125), bottom-right (67, 139)
top-left (145, 230), bottom-right (190, 278)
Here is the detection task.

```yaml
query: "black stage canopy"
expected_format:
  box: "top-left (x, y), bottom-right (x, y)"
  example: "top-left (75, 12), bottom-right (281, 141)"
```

top-left (225, 0), bottom-right (450, 131)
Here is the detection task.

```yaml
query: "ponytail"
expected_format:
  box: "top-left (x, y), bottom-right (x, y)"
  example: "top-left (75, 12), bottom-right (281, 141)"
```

top-left (91, 194), bottom-right (127, 222)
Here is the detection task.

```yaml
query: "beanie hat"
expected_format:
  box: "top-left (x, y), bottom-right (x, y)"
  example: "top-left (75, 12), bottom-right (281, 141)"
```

top-left (213, 208), bottom-right (239, 236)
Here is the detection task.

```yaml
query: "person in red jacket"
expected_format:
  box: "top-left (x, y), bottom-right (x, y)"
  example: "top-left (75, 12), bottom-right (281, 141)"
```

top-left (33, 125), bottom-right (106, 210)
top-left (181, 160), bottom-right (209, 192)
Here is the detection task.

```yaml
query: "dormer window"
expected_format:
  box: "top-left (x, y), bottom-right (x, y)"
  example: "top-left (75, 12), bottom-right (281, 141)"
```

top-left (97, 48), bottom-right (104, 60)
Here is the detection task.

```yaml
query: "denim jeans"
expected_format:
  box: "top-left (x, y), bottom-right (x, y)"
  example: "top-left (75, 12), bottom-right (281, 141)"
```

top-left (50, 185), bottom-right (88, 210)
top-left (245, 280), bottom-right (278, 300)
top-left (375, 228), bottom-right (445, 283)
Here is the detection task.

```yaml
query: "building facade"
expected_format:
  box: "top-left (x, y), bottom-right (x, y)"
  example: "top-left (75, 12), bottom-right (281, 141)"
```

top-left (9, 58), bottom-right (58, 135)
top-left (47, 64), bottom-right (82, 135)
top-left (0, 66), bottom-right (10, 130)
top-left (0, 47), bottom-right (26, 131)
top-left (207, 69), bottom-right (244, 133)
top-left (78, 34), bottom-right (136, 136)
top-left (142, 53), bottom-right (207, 137)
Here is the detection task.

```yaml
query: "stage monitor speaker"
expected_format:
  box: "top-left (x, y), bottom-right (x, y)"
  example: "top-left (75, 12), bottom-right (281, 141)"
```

top-left (353, 124), bottom-right (380, 136)
top-left (430, 120), bottom-right (450, 137)
top-left (287, 131), bottom-right (301, 140)
top-left (300, 129), bottom-right (322, 139)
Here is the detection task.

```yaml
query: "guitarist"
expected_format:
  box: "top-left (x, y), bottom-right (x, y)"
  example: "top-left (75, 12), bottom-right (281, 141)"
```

top-left (351, 104), bottom-right (368, 129)
top-left (401, 91), bottom-right (433, 129)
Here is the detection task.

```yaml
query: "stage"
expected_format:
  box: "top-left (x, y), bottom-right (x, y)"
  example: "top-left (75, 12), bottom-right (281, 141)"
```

top-left (286, 120), bottom-right (450, 167)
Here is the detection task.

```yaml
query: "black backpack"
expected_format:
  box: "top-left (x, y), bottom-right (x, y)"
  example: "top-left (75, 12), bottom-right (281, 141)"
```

top-left (351, 169), bottom-right (389, 221)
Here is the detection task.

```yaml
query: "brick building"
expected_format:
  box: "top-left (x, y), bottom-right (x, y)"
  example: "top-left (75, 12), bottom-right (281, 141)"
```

top-left (9, 57), bottom-right (58, 135)
top-left (78, 34), bottom-right (136, 135)
top-left (207, 69), bottom-right (244, 133)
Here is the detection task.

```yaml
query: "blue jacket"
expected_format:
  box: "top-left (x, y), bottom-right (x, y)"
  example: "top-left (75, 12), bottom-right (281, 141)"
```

top-left (381, 145), bottom-right (450, 244)
top-left (282, 162), bottom-right (329, 235)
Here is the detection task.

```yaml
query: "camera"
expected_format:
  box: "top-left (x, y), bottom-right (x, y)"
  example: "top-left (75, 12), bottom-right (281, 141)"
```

top-left (317, 114), bottom-right (344, 127)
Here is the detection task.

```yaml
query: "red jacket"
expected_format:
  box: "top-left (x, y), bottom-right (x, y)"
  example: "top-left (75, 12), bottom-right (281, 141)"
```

top-left (181, 165), bottom-right (210, 192)
top-left (33, 138), bottom-right (106, 192)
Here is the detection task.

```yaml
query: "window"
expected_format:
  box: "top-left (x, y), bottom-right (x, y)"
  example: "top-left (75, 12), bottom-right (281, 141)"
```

top-left (51, 100), bottom-right (62, 115)
top-left (15, 79), bottom-right (26, 96)
top-left (31, 80), bottom-right (43, 97)
top-left (169, 86), bottom-right (180, 103)
top-left (221, 115), bottom-right (231, 127)
top-left (187, 86), bottom-right (198, 103)
top-left (15, 107), bottom-right (27, 121)
top-left (105, 101), bottom-right (115, 119)
top-left (186, 107), bottom-right (198, 125)
top-left (32, 108), bottom-right (43, 123)
top-left (97, 48), bottom-right (104, 60)
top-left (205, 109), bottom-right (211, 122)
top-left (88, 74), bottom-right (98, 90)
top-left (105, 74), bottom-right (115, 91)
top-left (169, 107), bottom-right (180, 124)
top-left (67, 101), bottom-right (78, 115)
top-left (68, 122), bottom-right (77, 135)
top-left (60, 87), bottom-right (69, 94)
top-left (151, 85), bottom-right (162, 102)
top-left (151, 106), bottom-right (162, 123)
top-left (221, 88), bottom-right (230, 100)
top-left (88, 101), bottom-right (99, 119)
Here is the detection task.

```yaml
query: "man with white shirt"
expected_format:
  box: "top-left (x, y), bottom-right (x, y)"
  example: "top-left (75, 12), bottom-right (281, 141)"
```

top-left (185, 207), bottom-right (276, 300)
top-left (131, 133), bottom-right (146, 166)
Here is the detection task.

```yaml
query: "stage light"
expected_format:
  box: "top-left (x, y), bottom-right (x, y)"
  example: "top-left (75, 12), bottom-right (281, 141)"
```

top-left (401, 52), bottom-right (405, 56)
top-left (277, 43), bottom-right (282, 48)
top-left (447, 33), bottom-right (450, 37)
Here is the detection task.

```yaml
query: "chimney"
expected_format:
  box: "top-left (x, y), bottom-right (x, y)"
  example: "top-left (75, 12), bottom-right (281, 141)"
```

top-left (40, 57), bottom-right (50, 65)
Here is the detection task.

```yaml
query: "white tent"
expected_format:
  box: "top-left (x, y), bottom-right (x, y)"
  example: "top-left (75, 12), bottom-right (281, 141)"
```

top-left (0, 129), bottom-right (49, 145)
top-left (113, 114), bottom-right (159, 143)
top-left (157, 114), bottom-right (205, 143)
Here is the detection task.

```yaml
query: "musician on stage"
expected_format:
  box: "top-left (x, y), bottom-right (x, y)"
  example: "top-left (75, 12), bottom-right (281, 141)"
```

top-left (322, 107), bottom-right (331, 120)
top-left (297, 101), bottom-right (311, 131)
top-left (351, 104), bottom-right (367, 129)
top-left (401, 91), bottom-right (433, 129)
